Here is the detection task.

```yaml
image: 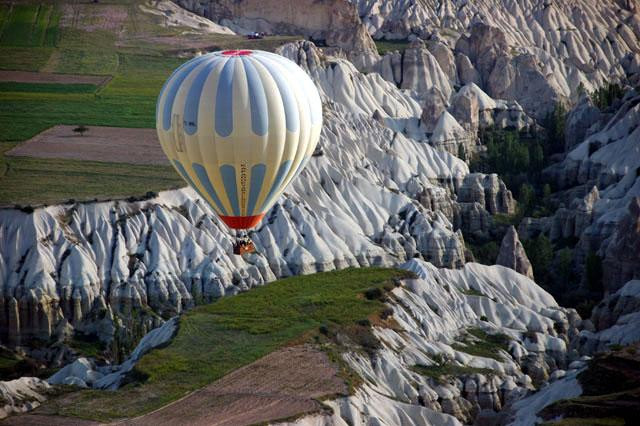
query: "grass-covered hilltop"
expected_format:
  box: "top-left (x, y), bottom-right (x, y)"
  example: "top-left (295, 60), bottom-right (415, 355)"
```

top-left (33, 268), bottom-right (412, 422)
top-left (0, 0), bottom-right (298, 206)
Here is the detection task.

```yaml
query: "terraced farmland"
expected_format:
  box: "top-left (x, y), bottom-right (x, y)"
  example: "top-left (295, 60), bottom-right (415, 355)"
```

top-left (0, 1), bottom-right (301, 206)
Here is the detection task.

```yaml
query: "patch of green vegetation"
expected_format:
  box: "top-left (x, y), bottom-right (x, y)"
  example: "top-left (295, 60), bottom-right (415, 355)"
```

top-left (43, 6), bottom-right (60, 47)
top-left (39, 268), bottom-right (413, 421)
top-left (590, 82), bottom-right (624, 110)
top-left (412, 362), bottom-right (495, 383)
top-left (0, 4), bottom-right (37, 46)
top-left (375, 39), bottom-right (410, 55)
top-left (0, 147), bottom-right (183, 206)
top-left (0, 52), bottom-right (182, 143)
top-left (0, 3), bottom-right (59, 47)
top-left (0, 347), bottom-right (44, 380)
top-left (0, 352), bottom-right (23, 377)
top-left (0, 82), bottom-right (98, 94)
top-left (51, 47), bottom-right (120, 76)
top-left (459, 287), bottom-right (488, 298)
top-left (0, 46), bottom-right (54, 71)
top-left (492, 213), bottom-right (520, 226)
top-left (466, 240), bottom-right (499, 265)
top-left (69, 335), bottom-right (106, 359)
top-left (451, 328), bottom-right (511, 361)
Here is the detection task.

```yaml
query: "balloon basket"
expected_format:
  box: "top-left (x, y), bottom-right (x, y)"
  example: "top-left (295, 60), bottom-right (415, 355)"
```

top-left (233, 238), bottom-right (255, 255)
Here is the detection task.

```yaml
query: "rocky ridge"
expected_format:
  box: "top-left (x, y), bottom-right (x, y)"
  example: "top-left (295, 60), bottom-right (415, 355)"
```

top-left (353, 0), bottom-right (640, 117)
top-left (288, 259), bottom-right (583, 425)
top-left (0, 42), bottom-right (518, 360)
top-left (173, 0), bottom-right (378, 62)
top-left (497, 226), bottom-right (534, 280)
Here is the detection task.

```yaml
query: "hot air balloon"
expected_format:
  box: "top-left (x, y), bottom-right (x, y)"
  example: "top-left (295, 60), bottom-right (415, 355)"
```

top-left (156, 49), bottom-right (322, 254)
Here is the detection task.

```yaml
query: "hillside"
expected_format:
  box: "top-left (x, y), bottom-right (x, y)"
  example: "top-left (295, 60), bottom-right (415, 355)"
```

top-left (0, 0), bottom-right (639, 425)
top-left (0, 0), bottom-right (298, 206)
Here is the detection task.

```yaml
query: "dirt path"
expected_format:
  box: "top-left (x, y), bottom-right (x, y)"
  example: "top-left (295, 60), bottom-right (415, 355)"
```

top-left (3, 345), bottom-right (345, 426)
top-left (118, 345), bottom-right (345, 426)
top-left (1, 414), bottom-right (100, 426)
top-left (6, 125), bottom-right (168, 166)
top-left (0, 71), bottom-right (111, 86)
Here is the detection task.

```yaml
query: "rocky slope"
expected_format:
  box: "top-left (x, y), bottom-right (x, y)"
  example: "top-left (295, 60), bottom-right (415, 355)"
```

top-left (0, 41), bottom-right (521, 361)
top-left (2, 0), bottom-right (640, 424)
top-left (27, 259), bottom-right (582, 425)
top-left (279, 259), bottom-right (582, 425)
top-left (354, 0), bottom-right (640, 117)
top-left (525, 91), bottom-right (640, 295)
top-left (173, 0), bottom-right (378, 62)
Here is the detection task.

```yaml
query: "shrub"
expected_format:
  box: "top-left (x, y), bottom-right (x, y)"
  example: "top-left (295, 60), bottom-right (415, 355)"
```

top-left (73, 125), bottom-right (89, 136)
top-left (585, 251), bottom-right (603, 293)
top-left (364, 287), bottom-right (384, 300)
top-left (590, 83), bottom-right (624, 109)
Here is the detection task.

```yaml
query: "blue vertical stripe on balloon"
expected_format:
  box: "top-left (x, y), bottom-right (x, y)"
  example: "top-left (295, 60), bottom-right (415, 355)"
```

top-left (240, 57), bottom-right (269, 136)
top-left (183, 58), bottom-right (220, 135)
top-left (215, 58), bottom-right (235, 137)
top-left (172, 159), bottom-right (208, 204)
top-left (263, 52), bottom-right (321, 127)
top-left (192, 163), bottom-right (228, 216)
top-left (220, 165), bottom-right (240, 216)
top-left (254, 56), bottom-right (299, 133)
top-left (246, 164), bottom-right (266, 216)
top-left (162, 55), bottom-right (211, 131)
top-left (157, 55), bottom-right (199, 124)
top-left (259, 160), bottom-right (292, 212)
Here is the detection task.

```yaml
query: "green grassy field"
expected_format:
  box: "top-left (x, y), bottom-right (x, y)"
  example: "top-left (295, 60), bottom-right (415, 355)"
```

top-left (0, 1), bottom-right (301, 206)
top-left (451, 328), bottom-right (511, 361)
top-left (0, 145), bottom-right (184, 206)
top-left (0, 82), bottom-right (98, 93)
top-left (375, 39), bottom-right (410, 55)
top-left (36, 267), bottom-right (412, 421)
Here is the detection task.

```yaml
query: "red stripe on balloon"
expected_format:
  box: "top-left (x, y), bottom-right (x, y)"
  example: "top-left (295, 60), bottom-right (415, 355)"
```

top-left (219, 213), bottom-right (265, 229)
top-left (221, 50), bottom-right (252, 56)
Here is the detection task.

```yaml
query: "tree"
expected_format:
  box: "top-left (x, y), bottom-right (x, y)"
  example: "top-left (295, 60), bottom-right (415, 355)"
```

top-left (530, 141), bottom-right (544, 170)
top-left (457, 143), bottom-right (466, 162)
top-left (524, 234), bottom-right (553, 285)
top-left (518, 183), bottom-right (535, 215)
top-left (555, 247), bottom-right (573, 285)
top-left (585, 251), bottom-right (603, 293)
top-left (542, 102), bottom-right (566, 155)
top-left (590, 83), bottom-right (624, 109)
top-left (73, 125), bottom-right (89, 137)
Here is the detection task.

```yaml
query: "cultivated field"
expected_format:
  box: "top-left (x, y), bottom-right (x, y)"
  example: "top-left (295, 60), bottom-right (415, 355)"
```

top-left (0, 0), bottom-right (301, 206)
top-left (7, 125), bottom-right (168, 165)
top-left (124, 345), bottom-right (345, 426)
top-left (0, 70), bottom-right (111, 85)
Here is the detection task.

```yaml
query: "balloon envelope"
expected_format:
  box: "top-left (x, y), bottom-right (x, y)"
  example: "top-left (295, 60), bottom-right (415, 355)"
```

top-left (156, 49), bottom-right (322, 229)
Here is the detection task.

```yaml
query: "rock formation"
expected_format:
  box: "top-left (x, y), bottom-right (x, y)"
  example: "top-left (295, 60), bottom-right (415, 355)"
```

top-left (603, 197), bottom-right (640, 293)
top-left (0, 377), bottom-right (52, 419)
top-left (564, 94), bottom-right (602, 152)
top-left (496, 226), bottom-right (534, 279)
top-left (173, 0), bottom-right (378, 60)
top-left (579, 279), bottom-right (640, 354)
top-left (46, 259), bottom-right (582, 425)
top-left (457, 173), bottom-right (516, 216)
top-left (429, 111), bottom-right (473, 156)
top-left (353, 0), bottom-right (640, 117)
top-left (1, 42), bottom-right (482, 352)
